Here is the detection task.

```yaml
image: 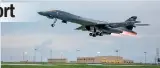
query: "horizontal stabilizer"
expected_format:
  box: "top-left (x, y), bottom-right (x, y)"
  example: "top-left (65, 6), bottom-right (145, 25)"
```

top-left (135, 24), bottom-right (150, 26)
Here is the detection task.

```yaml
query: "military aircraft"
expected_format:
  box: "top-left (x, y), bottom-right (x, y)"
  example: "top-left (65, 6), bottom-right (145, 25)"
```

top-left (38, 10), bottom-right (149, 37)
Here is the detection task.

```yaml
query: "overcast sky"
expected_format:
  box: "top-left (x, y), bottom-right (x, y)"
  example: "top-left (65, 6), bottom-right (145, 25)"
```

top-left (1, 1), bottom-right (160, 63)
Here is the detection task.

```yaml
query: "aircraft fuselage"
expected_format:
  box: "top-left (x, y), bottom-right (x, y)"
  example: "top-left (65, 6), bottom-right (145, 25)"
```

top-left (38, 10), bottom-right (99, 25)
top-left (38, 10), bottom-right (146, 37)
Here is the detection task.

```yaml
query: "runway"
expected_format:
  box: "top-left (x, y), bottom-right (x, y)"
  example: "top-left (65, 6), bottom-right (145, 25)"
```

top-left (2, 64), bottom-right (147, 66)
top-left (2, 64), bottom-right (43, 66)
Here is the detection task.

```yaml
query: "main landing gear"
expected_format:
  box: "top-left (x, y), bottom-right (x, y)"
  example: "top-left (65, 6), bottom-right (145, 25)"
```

top-left (89, 27), bottom-right (103, 37)
top-left (51, 18), bottom-right (57, 27)
top-left (89, 32), bottom-right (103, 37)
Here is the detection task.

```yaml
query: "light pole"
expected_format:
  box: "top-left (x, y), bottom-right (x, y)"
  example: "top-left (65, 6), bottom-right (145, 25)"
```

top-left (23, 52), bottom-right (24, 61)
top-left (60, 52), bottom-right (63, 59)
top-left (144, 52), bottom-right (147, 64)
top-left (50, 50), bottom-right (52, 59)
top-left (34, 49), bottom-right (37, 62)
top-left (41, 56), bottom-right (43, 63)
top-left (156, 48), bottom-right (159, 64)
top-left (24, 52), bottom-right (28, 61)
top-left (115, 50), bottom-right (119, 61)
top-left (76, 49), bottom-right (80, 63)
top-left (76, 49), bottom-right (80, 57)
top-left (10, 56), bottom-right (12, 62)
top-left (97, 52), bottom-right (100, 56)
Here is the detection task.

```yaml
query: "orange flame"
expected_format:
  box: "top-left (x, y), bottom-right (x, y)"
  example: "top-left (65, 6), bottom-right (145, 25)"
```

top-left (121, 31), bottom-right (137, 36)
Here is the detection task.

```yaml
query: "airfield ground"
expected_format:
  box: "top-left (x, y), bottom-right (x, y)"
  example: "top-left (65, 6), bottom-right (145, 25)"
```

top-left (1, 64), bottom-right (160, 68)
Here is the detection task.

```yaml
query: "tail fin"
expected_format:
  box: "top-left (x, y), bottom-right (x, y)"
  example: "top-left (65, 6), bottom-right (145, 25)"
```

top-left (125, 16), bottom-right (139, 30)
top-left (125, 16), bottom-right (137, 22)
top-left (124, 16), bottom-right (149, 30)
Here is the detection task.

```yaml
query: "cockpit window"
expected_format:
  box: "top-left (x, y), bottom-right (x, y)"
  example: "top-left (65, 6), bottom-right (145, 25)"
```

top-left (47, 10), bottom-right (56, 12)
top-left (50, 10), bottom-right (56, 11)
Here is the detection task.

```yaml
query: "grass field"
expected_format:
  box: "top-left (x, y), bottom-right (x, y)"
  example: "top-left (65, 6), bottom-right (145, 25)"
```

top-left (1, 65), bottom-right (160, 68)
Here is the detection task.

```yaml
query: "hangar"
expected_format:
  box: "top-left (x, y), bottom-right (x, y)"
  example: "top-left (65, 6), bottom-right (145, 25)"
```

top-left (48, 58), bottom-right (67, 63)
top-left (77, 56), bottom-right (133, 64)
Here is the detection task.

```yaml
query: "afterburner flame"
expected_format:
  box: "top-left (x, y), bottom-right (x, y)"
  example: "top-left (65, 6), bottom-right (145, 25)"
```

top-left (121, 31), bottom-right (137, 36)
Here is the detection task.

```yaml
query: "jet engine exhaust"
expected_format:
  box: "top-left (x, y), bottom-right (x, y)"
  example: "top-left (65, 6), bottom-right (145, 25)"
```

top-left (121, 31), bottom-right (137, 36)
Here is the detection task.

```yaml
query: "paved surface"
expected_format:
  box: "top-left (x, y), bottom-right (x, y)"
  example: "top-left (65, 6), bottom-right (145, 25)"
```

top-left (105, 65), bottom-right (146, 66)
top-left (2, 64), bottom-right (43, 65)
top-left (1, 64), bottom-right (151, 66)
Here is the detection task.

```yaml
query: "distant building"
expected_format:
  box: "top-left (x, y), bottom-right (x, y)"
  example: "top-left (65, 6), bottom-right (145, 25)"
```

top-left (69, 61), bottom-right (77, 63)
top-left (20, 60), bottom-right (29, 63)
top-left (77, 56), bottom-right (133, 64)
top-left (48, 58), bottom-right (67, 63)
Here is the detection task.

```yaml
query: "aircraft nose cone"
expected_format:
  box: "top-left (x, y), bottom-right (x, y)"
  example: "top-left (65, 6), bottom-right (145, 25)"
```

top-left (38, 12), bottom-right (44, 15)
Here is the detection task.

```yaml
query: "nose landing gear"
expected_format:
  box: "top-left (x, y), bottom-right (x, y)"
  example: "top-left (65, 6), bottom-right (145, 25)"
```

top-left (51, 18), bottom-right (57, 27)
top-left (51, 24), bottom-right (55, 27)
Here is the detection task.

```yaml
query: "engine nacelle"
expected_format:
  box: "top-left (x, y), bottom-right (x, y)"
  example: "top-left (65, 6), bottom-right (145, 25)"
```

top-left (62, 20), bottom-right (67, 23)
top-left (85, 26), bottom-right (100, 33)
top-left (85, 26), bottom-right (96, 31)
top-left (85, 26), bottom-right (91, 30)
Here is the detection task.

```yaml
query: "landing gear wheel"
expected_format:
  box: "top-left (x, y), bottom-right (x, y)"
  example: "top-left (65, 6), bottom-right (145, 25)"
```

top-left (107, 33), bottom-right (111, 35)
top-left (99, 33), bottom-right (103, 36)
top-left (89, 33), bottom-right (93, 36)
top-left (92, 34), bottom-right (96, 37)
top-left (51, 24), bottom-right (55, 27)
top-left (51, 18), bottom-right (57, 27)
top-left (96, 32), bottom-right (100, 35)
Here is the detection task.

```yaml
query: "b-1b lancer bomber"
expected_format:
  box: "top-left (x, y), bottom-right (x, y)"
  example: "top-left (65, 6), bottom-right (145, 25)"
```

top-left (38, 10), bottom-right (149, 37)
